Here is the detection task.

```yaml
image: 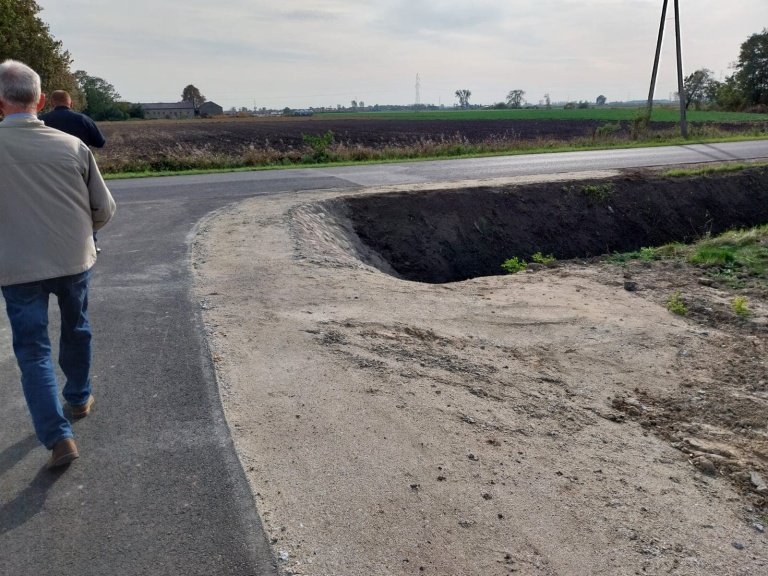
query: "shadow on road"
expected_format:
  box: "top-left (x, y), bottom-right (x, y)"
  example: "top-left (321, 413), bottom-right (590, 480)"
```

top-left (0, 459), bottom-right (67, 536)
top-left (0, 435), bottom-right (38, 478)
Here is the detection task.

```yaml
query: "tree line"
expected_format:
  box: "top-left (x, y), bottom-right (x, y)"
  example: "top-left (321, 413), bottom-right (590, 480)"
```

top-left (0, 1), bottom-right (208, 120)
top-left (682, 28), bottom-right (768, 111)
top-left (460, 29), bottom-right (768, 113)
top-left (0, 1), bottom-right (134, 119)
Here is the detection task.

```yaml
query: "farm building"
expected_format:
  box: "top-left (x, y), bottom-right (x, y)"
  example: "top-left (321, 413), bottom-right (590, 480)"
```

top-left (199, 101), bottom-right (223, 117)
top-left (142, 102), bottom-right (195, 119)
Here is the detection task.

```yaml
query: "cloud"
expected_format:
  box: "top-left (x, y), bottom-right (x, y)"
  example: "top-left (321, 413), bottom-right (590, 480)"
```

top-left (278, 9), bottom-right (341, 22)
top-left (34, 0), bottom-right (768, 107)
top-left (375, 0), bottom-right (506, 36)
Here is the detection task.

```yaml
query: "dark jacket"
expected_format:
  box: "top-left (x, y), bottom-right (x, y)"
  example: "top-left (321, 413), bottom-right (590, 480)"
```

top-left (38, 106), bottom-right (106, 148)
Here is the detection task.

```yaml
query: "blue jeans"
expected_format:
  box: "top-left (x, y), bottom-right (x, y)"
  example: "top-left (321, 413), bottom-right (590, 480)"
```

top-left (2, 270), bottom-right (92, 449)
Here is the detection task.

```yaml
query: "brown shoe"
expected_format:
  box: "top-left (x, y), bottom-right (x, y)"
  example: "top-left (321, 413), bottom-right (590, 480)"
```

top-left (70, 395), bottom-right (94, 419)
top-left (47, 438), bottom-right (79, 469)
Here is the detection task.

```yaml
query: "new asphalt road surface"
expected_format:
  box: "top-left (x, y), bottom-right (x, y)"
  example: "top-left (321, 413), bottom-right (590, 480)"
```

top-left (1, 141), bottom-right (768, 575)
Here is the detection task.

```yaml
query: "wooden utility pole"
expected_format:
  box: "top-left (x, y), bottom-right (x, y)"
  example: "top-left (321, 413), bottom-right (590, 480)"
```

top-left (646, 0), bottom-right (669, 118)
top-left (674, 0), bottom-right (688, 137)
top-left (646, 0), bottom-right (687, 137)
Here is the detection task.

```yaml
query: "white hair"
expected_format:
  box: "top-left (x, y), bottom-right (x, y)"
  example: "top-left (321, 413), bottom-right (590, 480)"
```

top-left (0, 60), bottom-right (41, 108)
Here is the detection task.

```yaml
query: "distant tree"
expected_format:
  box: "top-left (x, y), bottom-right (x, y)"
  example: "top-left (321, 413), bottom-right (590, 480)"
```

top-left (715, 75), bottom-right (744, 109)
top-left (543, 93), bottom-right (551, 109)
top-left (282, 107), bottom-right (292, 115)
top-left (680, 69), bottom-right (718, 110)
top-left (181, 84), bottom-right (206, 111)
top-left (577, 101), bottom-right (589, 109)
top-left (359, 101), bottom-right (365, 109)
top-left (115, 101), bottom-right (144, 119)
top-left (596, 95), bottom-right (607, 106)
top-left (733, 28), bottom-right (768, 106)
top-left (492, 102), bottom-right (508, 109)
top-left (506, 89), bottom-right (526, 109)
top-left (0, 0), bottom-right (82, 109)
top-left (351, 99), bottom-right (358, 110)
top-left (455, 89), bottom-right (472, 109)
top-left (75, 71), bottom-right (125, 120)
top-left (128, 102), bottom-right (144, 118)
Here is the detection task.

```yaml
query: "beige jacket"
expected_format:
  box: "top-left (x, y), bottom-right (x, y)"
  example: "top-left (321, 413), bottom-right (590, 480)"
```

top-left (0, 115), bottom-right (116, 285)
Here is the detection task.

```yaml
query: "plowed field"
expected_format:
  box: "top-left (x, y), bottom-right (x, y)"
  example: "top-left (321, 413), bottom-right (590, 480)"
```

top-left (97, 116), bottom-right (750, 159)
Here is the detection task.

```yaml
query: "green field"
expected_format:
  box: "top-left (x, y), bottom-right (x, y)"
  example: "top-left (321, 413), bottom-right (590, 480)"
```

top-left (317, 107), bottom-right (768, 123)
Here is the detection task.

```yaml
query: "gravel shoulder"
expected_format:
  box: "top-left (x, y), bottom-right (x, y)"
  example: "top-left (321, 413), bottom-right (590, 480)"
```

top-left (192, 172), bottom-right (768, 576)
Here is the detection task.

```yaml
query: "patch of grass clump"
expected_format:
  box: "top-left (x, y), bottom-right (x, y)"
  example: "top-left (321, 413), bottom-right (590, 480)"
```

top-left (606, 246), bottom-right (656, 263)
top-left (731, 296), bottom-right (751, 316)
top-left (690, 226), bottom-right (768, 280)
top-left (501, 252), bottom-right (557, 273)
top-left (302, 130), bottom-right (336, 162)
top-left (582, 183), bottom-right (614, 201)
top-left (667, 291), bottom-right (687, 315)
top-left (563, 182), bottom-right (615, 202)
top-left (531, 252), bottom-right (556, 264)
top-left (638, 246), bottom-right (656, 261)
top-left (662, 161), bottom-right (768, 178)
top-left (689, 245), bottom-right (738, 266)
top-left (594, 122), bottom-right (622, 140)
top-left (605, 227), bottom-right (768, 285)
top-left (501, 257), bottom-right (527, 274)
top-left (654, 242), bottom-right (687, 258)
top-left (631, 113), bottom-right (650, 140)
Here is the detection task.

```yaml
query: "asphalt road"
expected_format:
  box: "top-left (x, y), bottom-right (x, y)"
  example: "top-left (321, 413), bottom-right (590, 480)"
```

top-left (1, 140), bottom-right (767, 576)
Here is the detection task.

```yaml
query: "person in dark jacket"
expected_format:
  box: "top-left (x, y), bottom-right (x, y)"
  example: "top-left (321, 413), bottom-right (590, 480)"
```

top-left (39, 90), bottom-right (105, 148)
top-left (40, 90), bottom-right (107, 251)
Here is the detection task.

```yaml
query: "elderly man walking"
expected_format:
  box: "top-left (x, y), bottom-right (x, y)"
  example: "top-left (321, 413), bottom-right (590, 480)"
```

top-left (0, 60), bottom-right (116, 469)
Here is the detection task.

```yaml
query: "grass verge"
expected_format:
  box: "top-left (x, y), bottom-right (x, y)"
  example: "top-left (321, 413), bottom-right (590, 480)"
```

top-left (607, 225), bottom-right (768, 288)
top-left (662, 161), bottom-right (768, 178)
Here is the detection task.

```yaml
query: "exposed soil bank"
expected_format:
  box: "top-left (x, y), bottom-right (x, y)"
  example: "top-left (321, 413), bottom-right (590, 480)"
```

top-left (341, 167), bottom-right (768, 283)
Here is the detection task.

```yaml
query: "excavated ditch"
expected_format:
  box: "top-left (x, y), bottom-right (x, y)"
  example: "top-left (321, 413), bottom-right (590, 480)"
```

top-left (339, 166), bottom-right (768, 284)
top-left (282, 165), bottom-right (768, 546)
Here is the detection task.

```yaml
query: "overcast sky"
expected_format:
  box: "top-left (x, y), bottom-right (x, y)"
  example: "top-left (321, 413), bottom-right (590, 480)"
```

top-left (36, 0), bottom-right (768, 109)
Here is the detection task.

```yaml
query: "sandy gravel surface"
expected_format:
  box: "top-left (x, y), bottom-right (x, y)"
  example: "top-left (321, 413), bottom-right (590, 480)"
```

top-left (192, 175), bottom-right (768, 576)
